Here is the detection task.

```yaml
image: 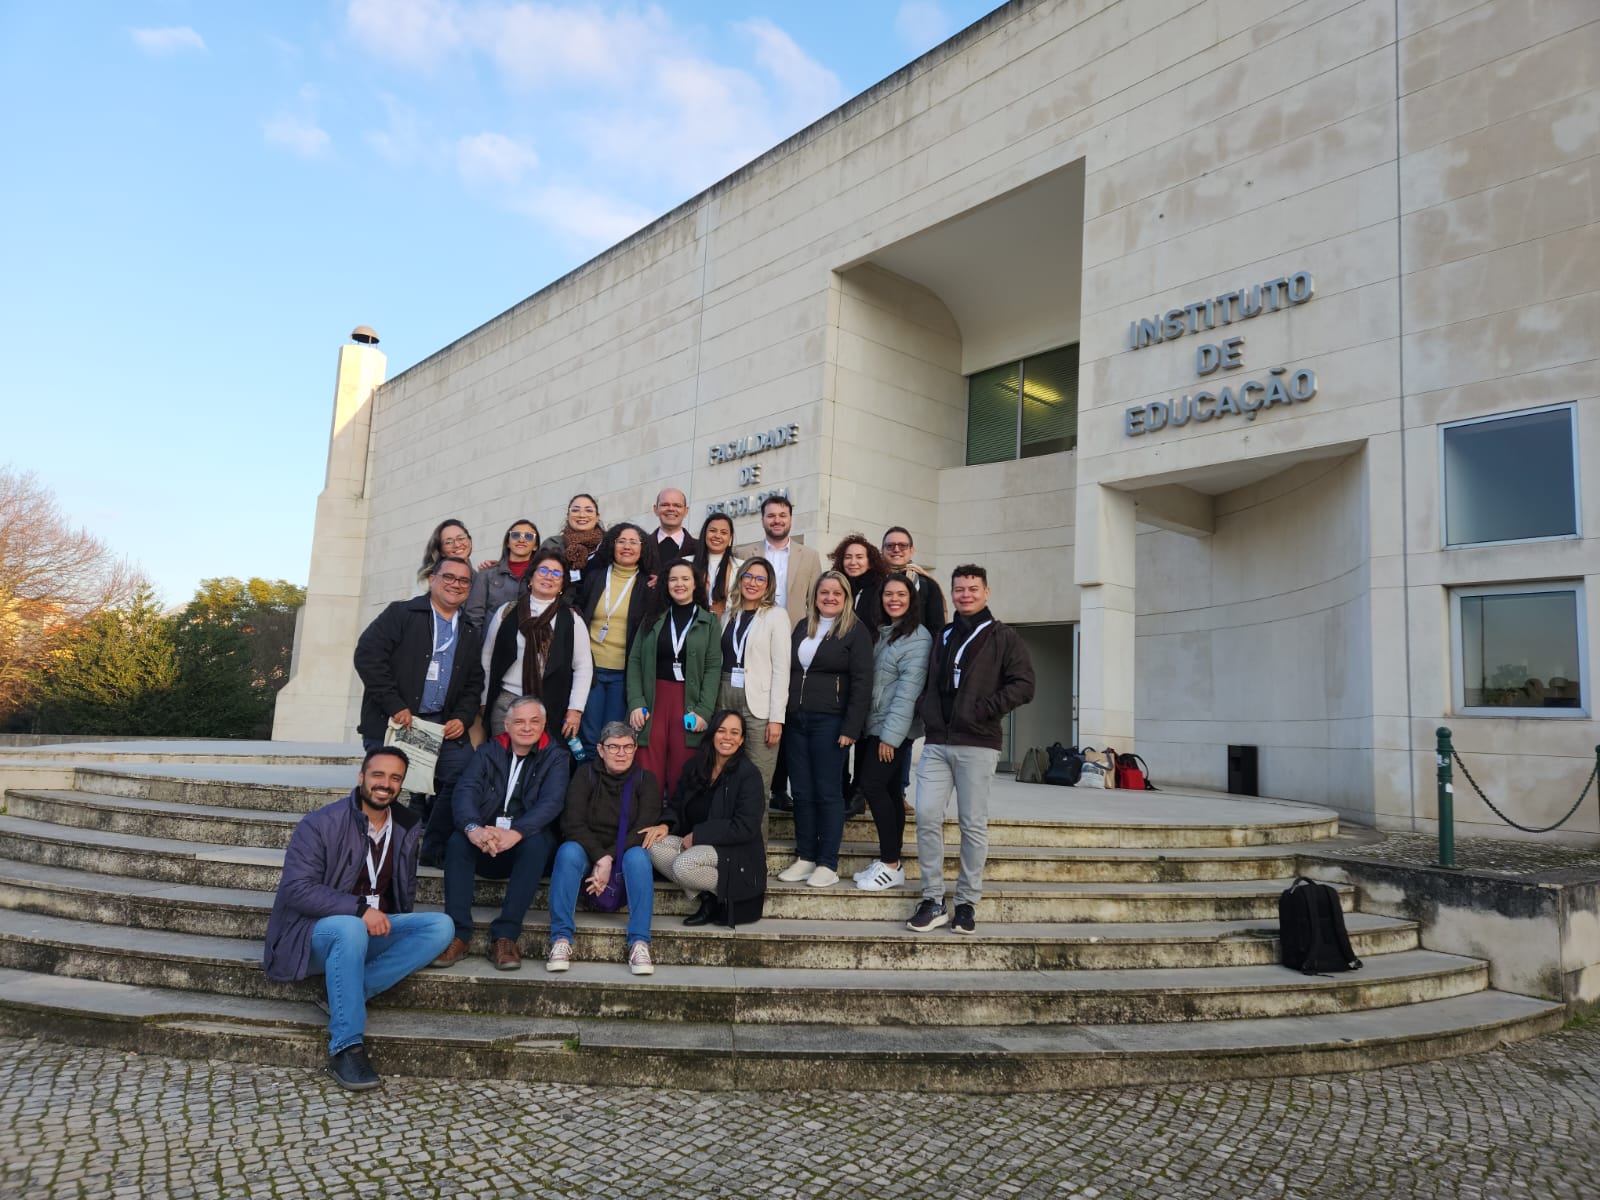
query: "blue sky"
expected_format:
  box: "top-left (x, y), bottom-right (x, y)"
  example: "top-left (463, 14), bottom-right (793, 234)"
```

top-left (0, 0), bottom-right (998, 606)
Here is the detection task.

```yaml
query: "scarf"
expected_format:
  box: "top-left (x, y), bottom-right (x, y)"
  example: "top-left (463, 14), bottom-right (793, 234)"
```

top-left (560, 524), bottom-right (603, 573)
top-left (516, 593), bottom-right (562, 701)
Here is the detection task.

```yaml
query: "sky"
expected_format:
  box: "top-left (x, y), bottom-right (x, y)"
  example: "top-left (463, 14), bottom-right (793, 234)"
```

top-left (0, 0), bottom-right (999, 607)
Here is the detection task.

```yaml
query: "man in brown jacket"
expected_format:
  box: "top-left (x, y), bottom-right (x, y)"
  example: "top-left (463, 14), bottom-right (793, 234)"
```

top-left (906, 564), bottom-right (1035, 936)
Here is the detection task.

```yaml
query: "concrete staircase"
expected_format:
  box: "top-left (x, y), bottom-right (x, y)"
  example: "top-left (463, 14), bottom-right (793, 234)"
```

top-left (0, 743), bottom-right (1564, 1092)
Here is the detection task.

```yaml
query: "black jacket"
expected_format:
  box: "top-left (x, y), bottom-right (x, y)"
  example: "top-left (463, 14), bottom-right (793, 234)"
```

top-left (786, 619), bottom-right (875, 740)
top-left (910, 573), bottom-right (947, 637)
top-left (847, 572), bottom-right (885, 636)
top-left (916, 616), bottom-right (1035, 751)
top-left (661, 754), bottom-right (766, 924)
top-left (353, 596), bottom-right (485, 741)
top-left (560, 761), bottom-right (665, 864)
top-left (485, 602), bottom-right (580, 716)
top-left (575, 566), bottom-right (654, 656)
top-left (450, 733), bottom-right (571, 837)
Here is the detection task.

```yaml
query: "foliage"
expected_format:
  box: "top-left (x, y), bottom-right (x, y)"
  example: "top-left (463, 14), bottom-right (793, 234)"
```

top-left (34, 587), bottom-right (180, 735)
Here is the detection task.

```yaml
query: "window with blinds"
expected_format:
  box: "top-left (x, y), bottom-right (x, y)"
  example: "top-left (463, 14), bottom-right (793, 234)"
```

top-left (965, 344), bottom-right (1078, 465)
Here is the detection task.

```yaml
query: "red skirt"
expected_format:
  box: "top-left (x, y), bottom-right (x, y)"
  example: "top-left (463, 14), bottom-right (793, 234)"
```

top-left (639, 679), bottom-right (695, 801)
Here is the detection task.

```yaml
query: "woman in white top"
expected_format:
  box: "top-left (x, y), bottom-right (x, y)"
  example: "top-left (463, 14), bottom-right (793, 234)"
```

top-left (716, 555), bottom-right (791, 805)
top-left (693, 513), bottom-right (742, 618)
top-left (480, 549), bottom-right (594, 743)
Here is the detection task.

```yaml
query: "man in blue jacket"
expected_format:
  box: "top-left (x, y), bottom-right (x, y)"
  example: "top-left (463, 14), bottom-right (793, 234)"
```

top-left (262, 747), bottom-right (455, 1091)
top-left (433, 696), bottom-right (572, 971)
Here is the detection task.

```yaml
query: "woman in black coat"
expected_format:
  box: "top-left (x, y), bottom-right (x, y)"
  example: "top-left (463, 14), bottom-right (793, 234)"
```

top-left (641, 709), bottom-right (767, 927)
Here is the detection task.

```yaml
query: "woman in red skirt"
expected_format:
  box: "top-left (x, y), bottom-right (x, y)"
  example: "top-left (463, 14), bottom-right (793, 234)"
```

top-left (626, 561), bottom-right (722, 801)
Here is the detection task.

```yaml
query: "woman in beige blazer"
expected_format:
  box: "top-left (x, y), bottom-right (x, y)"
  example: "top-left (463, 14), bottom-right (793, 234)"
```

top-left (717, 555), bottom-right (792, 799)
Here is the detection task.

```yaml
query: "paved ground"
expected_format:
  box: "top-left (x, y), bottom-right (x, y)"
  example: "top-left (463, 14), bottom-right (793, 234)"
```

top-left (2, 1023), bottom-right (1597, 1200)
top-left (1329, 830), bottom-right (1600, 876)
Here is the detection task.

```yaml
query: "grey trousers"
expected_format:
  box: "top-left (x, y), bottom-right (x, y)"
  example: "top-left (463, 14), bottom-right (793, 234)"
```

top-left (913, 742), bottom-right (1000, 908)
top-left (647, 835), bottom-right (720, 897)
top-left (718, 675), bottom-right (779, 839)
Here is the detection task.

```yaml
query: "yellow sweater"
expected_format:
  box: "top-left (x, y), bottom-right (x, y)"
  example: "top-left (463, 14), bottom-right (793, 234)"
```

top-left (588, 564), bottom-right (639, 671)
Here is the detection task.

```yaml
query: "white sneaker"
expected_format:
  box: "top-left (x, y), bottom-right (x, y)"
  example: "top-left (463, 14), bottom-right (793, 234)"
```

top-left (856, 862), bottom-right (905, 891)
top-left (806, 866), bottom-right (840, 888)
top-left (777, 858), bottom-right (816, 882)
top-left (546, 939), bottom-right (573, 973)
top-left (853, 859), bottom-right (882, 882)
top-left (628, 941), bottom-right (654, 975)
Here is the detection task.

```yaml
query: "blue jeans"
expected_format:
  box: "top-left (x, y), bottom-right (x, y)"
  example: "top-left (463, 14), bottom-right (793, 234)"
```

top-left (442, 827), bottom-right (558, 943)
top-left (307, 911), bottom-right (455, 1054)
top-left (788, 709), bottom-right (845, 870)
top-left (579, 667), bottom-right (627, 757)
top-left (547, 840), bottom-right (654, 947)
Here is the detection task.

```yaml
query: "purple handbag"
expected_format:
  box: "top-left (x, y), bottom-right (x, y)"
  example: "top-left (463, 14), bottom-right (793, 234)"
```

top-left (578, 777), bottom-right (634, 913)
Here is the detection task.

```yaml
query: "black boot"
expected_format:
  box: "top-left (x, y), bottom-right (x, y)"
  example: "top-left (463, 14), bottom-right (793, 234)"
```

top-left (769, 792), bottom-right (793, 812)
top-left (683, 892), bottom-right (718, 926)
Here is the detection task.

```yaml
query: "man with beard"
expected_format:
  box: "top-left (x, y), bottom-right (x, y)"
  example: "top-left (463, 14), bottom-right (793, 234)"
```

top-left (262, 747), bottom-right (455, 1091)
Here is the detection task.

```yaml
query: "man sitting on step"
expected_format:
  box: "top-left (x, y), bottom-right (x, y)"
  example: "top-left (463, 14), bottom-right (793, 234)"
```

top-left (906, 564), bottom-right (1035, 937)
top-left (262, 746), bottom-right (455, 1092)
top-left (433, 696), bottom-right (571, 971)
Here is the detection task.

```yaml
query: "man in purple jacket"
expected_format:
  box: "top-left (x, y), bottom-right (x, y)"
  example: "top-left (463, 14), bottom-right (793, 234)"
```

top-left (262, 747), bottom-right (455, 1091)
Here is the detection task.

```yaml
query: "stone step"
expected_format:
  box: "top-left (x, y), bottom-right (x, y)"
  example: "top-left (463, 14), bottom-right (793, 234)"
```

top-left (0, 858), bottom-right (1420, 970)
top-left (0, 740), bottom-right (361, 766)
top-left (0, 966), bottom-right (1560, 1093)
top-left (3, 789), bottom-right (1307, 882)
top-left (0, 817), bottom-right (1352, 922)
top-left (0, 910), bottom-right (1486, 1027)
top-left (70, 765), bottom-right (352, 813)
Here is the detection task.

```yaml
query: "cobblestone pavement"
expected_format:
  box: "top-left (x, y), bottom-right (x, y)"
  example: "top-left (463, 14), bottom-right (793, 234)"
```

top-left (1329, 830), bottom-right (1600, 876)
top-left (2, 1024), bottom-right (1598, 1200)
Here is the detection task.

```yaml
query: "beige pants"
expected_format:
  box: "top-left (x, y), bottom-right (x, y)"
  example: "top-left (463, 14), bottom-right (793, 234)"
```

top-left (719, 675), bottom-right (780, 841)
top-left (647, 835), bottom-right (720, 897)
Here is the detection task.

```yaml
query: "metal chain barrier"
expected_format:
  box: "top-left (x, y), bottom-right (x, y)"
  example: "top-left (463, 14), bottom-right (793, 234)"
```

top-left (1434, 726), bottom-right (1600, 868)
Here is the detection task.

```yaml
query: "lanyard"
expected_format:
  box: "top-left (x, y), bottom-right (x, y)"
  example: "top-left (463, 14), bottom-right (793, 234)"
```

top-left (731, 610), bottom-right (756, 666)
top-left (669, 607), bottom-right (697, 663)
top-left (600, 567), bottom-right (636, 628)
top-left (432, 610), bottom-right (457, 656)
top-left (946, 620), bottom-right (993, 675)
top-left (365, 820), bottom-right (393, 891)
top-left (503, 753), bottom-right (527, 815)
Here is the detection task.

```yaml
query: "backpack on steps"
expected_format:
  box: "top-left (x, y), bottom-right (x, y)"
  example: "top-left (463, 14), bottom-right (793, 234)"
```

top-left (1278, 877), bottom-right (1362, 974)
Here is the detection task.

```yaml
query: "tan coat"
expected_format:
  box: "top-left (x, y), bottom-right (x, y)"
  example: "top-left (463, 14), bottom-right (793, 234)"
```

top-left (720, 603), bottom-right (793, 722)
top-left (737, 539), bottom-right (822, 627)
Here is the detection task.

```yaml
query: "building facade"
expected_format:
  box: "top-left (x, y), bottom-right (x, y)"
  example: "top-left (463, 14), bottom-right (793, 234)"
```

top-left (274, 0), bottom-right (1600, 839)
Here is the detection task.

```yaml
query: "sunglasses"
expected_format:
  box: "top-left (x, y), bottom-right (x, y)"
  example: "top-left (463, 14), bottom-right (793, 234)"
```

top-left (508, 531), bottom-right (538, 541)
top-left (533, 566), bottom-right (564, 579)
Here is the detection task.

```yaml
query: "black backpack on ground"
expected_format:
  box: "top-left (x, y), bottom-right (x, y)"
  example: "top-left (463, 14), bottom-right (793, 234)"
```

top-left (1278, 877), bottom-right (1362, 974)
top-left (1042, 742), bottom-right (1083, 787)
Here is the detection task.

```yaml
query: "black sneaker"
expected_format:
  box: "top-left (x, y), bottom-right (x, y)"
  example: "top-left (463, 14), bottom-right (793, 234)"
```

top-left (906, 899), bottom-right (948, 932)
top-left (951, 904), bottom-right (976, 934)
top-left (325, 1044), bottom-right (381, 1092)
top-left (769, 792), bottom-right (793, 813)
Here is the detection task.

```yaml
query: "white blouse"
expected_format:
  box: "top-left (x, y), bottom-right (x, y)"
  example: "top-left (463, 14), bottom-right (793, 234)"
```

top-left (797, 615), bottom-right (835, 670)
top-left (480, 597), bottom-right (595, 713)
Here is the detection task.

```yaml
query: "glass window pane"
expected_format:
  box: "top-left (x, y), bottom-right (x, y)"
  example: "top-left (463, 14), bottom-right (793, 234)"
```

top-left (1020, 344), bottom-right (1078, 458)
top-left (1444, 409), bottom-right (1576, 545)
top-left (966, 362), bottom-right (1019, 465)
top-left (1459, 588), bottom-right (1583, 709)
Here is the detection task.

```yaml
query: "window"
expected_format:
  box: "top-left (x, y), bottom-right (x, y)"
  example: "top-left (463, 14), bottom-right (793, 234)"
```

top-left (966, 344), bottom-right (1078, 465)
top-left (1442, 406), bottom-right (1577, 547)
top-left (1451, 582), bottom-right (1587, 716)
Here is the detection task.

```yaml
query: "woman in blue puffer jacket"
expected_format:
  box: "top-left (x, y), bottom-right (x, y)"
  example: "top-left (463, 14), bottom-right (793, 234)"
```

top-left (853, 573), bottom-right (931, 891)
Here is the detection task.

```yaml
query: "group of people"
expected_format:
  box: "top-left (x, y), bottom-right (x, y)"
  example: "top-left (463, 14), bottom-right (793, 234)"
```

top-left (263, 489), bottom-right (1034, 1091)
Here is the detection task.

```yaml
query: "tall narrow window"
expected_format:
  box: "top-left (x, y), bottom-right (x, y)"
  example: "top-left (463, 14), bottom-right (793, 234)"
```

top-left (965, 344), bottom-right (1078, 465)
top-left (1442, 406), bottom-right (1577, 546)
top-left (965, 362), bottom-right (1020, 466)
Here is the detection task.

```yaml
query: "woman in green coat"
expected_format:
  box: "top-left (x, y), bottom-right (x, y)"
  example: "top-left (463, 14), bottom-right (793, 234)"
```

top-left (627, 560), bottom-right (723, 800)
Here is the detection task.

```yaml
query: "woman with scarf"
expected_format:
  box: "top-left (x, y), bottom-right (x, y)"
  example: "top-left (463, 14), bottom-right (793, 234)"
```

top-left (691, 512), bottom-right (741, 618)
top-left (466, 518), bottom-right (541, 633)
top-left (575, 522), bottom-right (660, 757)
top-left (626, 560), bottom-right (722, 801)
top-left (541, 493), bottom-right (605, 598)
top-left (479, 549), bottom-right (591, 741)
top-left (641, 709), bottom-right (766, 927)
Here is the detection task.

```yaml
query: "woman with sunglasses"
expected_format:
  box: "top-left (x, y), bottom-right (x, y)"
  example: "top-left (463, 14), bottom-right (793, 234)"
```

top-left (418, 519), bottom-right (474, 586)
top-left (716, 555), bottom-right (789, 802)
top-left (465, 518), bottom-right (541, 633)
top-left (480, 549), bottom-right (592, 741)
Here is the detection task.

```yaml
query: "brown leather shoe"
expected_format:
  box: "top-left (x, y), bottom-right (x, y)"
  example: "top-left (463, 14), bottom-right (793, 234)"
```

top-left (490, 937), bottom-right (522, 971)
top-left (431, 937), bottom-right (468, 968)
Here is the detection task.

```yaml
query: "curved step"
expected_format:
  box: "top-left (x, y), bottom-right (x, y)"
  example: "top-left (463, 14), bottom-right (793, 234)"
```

top-left (0, 966), bottom-right (1559, 1093)
top-left (0, 859), bottom-right (1420, 970)
top-left (0, 910), bottom-right (1486, 1027)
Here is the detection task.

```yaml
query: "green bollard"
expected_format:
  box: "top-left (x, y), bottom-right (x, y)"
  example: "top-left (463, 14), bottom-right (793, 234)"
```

top-left (1436, 726), bottom-right (1457, 870)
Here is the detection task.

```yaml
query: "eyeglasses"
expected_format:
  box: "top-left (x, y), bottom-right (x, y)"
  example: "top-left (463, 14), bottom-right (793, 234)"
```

top-left (437, 574), bottom-right (472, 587)
top-left (442, 536), bottom-right (471, 547)
top-left (600, 742), bottom-right (636, 753)
top-left (533, 566), bottom-right (564, 579)
top-left (740, 572), bottom-right (769, 584)
top-left (614, 538), bottom-right (642, 548)
top-left (508, 531), bottom-right (537, 541)
top-left (883, 541), bottom-right (911, 552)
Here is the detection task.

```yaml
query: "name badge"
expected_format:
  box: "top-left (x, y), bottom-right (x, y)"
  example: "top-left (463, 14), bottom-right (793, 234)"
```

top-left (365, 893), bottom-right (381, 910)
top-left (426, 660), bottom-right (441, 682)
top-left (673, 663), bottom-right (685, 682)
top-left (595, 623), bottom-right (608, 644)
top-left (729, 667), bottom-right (746, 688)
top-left (570, 568), bottom-right (581, 583)
top-left (495, 816), bottom-right (513, 830)
top-left (953, 668), bottom-right (962, 688)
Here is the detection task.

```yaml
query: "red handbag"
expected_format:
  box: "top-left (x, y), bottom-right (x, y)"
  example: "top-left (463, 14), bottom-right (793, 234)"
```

top-left (1114, 752), bottom-right (1156, 791)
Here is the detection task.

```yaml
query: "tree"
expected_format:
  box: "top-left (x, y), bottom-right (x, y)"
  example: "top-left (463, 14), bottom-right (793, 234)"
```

top-left (34, 586), bottom-right (180, 735)
top-left (0, 466), bottom-right (139, 724)
top-left (177, 577), bottom-right (307, 736)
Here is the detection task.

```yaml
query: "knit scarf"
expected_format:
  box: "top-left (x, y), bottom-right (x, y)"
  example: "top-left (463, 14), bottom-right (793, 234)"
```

top-left (516, 594), bottom-right (561, 700)
top-left (560, 524), bottom-right (603, 573)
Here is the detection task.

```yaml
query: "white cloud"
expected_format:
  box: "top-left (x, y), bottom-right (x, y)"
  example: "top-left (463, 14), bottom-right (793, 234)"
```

top-left (346, 0), bottom-right (462, 68)
top-left (482, 4), bottom-right (669, 89)
top-left (894, 1), bottom-right (953, 52)
top-left (515, 185), bottom-right (655, 246)
top-left (131, 26), bottom-right (207, 55)
top-left (263, 114), bottom-right (332, 158)
top-left (457, 132), bottom-right (541, 187)
top-left (738, 19), bottom-right (842, 119)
